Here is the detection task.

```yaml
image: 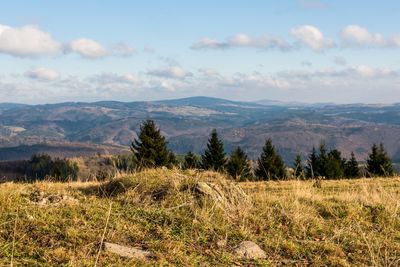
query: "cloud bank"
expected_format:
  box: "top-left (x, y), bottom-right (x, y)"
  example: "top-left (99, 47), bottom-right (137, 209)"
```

top-left (0, 23), bottom-right (136, 59)
top-left (193, 25), bottom-right (400, 52)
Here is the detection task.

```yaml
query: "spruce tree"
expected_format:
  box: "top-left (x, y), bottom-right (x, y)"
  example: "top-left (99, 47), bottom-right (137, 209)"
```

top-left (317, 143), bottom-right (328, 177)
top-left (131, 119), bottom-right (172, 168)
top-left (367, 144), bottom-right (379, 176)
top-left (345, 152), bottom-right (360, 178)
top-left (183, 151), bottom-right (200, 169)
top-left (367, 143), bottom-right (394, 176)
top-left (293, 154), bottom-right (305, 179)
top-left (226, 146), bottom-right (253, 181)
top-left (168, 151), bottom-right (178, 168)
top-left (325, 149), bottom-right (345, 179)
top-left (306, 147), bottom-right (318, 178)
top-left (255, 138), bottom-right (286, 180)
top-left (201, 129), bottom-right (226, 171)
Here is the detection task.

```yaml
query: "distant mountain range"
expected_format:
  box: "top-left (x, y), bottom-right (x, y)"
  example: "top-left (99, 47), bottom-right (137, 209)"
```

top-left (1, 96), bottom-right (400, 163)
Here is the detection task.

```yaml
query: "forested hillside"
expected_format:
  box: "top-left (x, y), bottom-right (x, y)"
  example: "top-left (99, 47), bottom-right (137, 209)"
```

top-left (2, 97), bottom-right (400, 163)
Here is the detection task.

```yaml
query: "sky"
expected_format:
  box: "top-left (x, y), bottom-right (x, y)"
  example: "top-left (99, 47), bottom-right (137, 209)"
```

top-left (0, 0), bottom-right (400, 104)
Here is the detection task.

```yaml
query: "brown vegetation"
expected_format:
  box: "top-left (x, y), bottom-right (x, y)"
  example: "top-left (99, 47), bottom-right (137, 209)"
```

top-left (0, 169), bottom-right (399, 266)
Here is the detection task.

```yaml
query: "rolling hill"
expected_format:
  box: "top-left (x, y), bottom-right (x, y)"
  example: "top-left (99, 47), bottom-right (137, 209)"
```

top-left (1, 96), bottom-right (400, 163)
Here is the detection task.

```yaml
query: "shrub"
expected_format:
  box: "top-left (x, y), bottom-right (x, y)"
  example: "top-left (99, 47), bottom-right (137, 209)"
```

top-left (112, 154), bottom-right (137, 172)
top-left (183, 151), bottom-right (200, 169)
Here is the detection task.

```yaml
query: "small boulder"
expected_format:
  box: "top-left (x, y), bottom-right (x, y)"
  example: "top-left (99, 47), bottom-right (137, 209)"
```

top-left (233, 241), bottom-right (266, 259)
top-left (104, 242), bottom-right (152, 260)
top-left (195, 182), bottom-right (224, 202)
top-left (28, 188), bottom-right (78, 206)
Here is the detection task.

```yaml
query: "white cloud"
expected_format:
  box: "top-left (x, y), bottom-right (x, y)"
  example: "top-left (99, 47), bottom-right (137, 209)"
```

top-left (391, 35), bottom-right (400, 47)
top-left (112, 43), bottom-right (136, 57)
top-left (340, 25), bottom-right (386, 47)
top-left (92, 73), bottom-right (139, 84)
top-left (193, 26), bottom-right (400, 52)
top-left (77, 73), bottom-right (144, 98)
top-left (230, 34), bottom-right (252, 46)
top-left (233, 72), bottom-right (291, 90)
top-left (148, 79), bottom-right (188, 92)
top-left (0, 24), bottom-right (61, 57)
top-left (123, 74), bottom-right (141, 84)
top-left (147, 66), bottom-right (193, 79)
top-left (192, 33), bottom-right (291, 50)
top-left (69, 38), bottom-right (108, 59)
top-left (198, 68), bottom-right (220, 77)
top-left (291, 25), bottom-right (334, 51)
top-left (191, 37), bottom-right (227, 49)
top-left (351, 65), bottom-right (396, 78)
top-left (278, 65), bottom-right (398, 80)
top-left (3, 64), bottom-right (400, 104)
top-left (25, 67), bottom-right (60, 81)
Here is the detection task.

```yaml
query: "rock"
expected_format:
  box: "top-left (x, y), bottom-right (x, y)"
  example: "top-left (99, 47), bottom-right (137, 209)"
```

top-left (195, 182), bottom-right (224, 202)
top-left (104, 242), bottom-right (152, 260)
top-left (233, 241), bottom-right (266, 259)
top-left (194, 181), bottom-right (249, 213)
top-left (28, 188), bottom-right (78, 206)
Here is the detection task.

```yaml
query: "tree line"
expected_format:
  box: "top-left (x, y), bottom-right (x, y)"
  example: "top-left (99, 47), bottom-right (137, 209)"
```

top-left (130, 120), bottom-right (395, 180)
top-left (0, 154), bottom-right (79, 182)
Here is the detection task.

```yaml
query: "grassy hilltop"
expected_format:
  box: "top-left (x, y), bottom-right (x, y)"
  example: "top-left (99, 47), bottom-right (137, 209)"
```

top-left (0, 169), bottom-right (399, 266)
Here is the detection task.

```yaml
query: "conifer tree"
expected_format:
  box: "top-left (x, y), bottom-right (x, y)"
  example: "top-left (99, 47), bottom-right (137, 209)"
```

top-left (306, 144), bottom-right (348, 179)
top-left (345, 152), bottom-right (360, 178)
top-left (306, 147), bottom-right (318, 178)
top-left (367, 143), bottom-right (394, 176)
top-left (293, 154), bottom-right (305, 179)
top-left (168, 151), bottom-right (178, 168)
top-left (131, 119), bottom-right (172, 168)
top-left (255, 138), bottom-right (286, 180)
top-left (183, 151), bottom-right (200, 169)
top-left (325, 149), bottom-right (345, 179)
top-left (201, 129), bottom-right (226, 171)
top-left (317, 143), bottom-right (328, 177)
top-left (226, 146), bottom-right (253, 181)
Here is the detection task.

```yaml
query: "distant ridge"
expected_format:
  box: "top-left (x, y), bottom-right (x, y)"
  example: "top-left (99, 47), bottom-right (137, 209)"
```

top-left (2, 96), bottom-right (399, 109)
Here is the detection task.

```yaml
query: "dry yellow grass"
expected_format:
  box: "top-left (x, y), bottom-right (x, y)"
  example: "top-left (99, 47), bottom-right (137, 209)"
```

top-left (0, 169), bottom-right (399, 266)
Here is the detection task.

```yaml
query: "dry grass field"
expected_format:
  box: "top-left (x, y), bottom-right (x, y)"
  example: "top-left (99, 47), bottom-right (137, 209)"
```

top-left (0, 169), bottom-right (399, 266)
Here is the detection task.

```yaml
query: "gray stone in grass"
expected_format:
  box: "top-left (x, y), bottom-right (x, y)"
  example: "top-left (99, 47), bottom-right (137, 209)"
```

top-left (233, 241), bottom-right (266, 259)
top-left (104, 242), bottom-right (152, 260)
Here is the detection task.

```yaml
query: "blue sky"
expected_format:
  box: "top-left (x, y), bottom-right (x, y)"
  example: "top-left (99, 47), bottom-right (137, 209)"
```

top-left (0, 0), bottom-right (400, 104)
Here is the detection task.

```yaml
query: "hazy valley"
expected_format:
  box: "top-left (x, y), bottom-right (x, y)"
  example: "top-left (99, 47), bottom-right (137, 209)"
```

top-left (1, 96), bottom-right (400, 163)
